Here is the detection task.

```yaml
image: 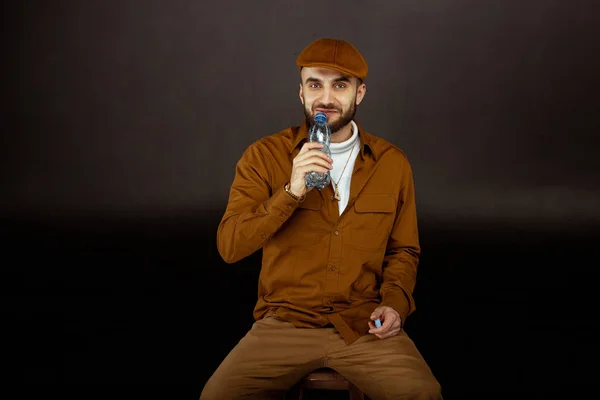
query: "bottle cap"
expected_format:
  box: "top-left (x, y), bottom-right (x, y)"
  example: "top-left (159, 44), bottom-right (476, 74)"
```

top-left (314, 112), bottom-right (327, 124)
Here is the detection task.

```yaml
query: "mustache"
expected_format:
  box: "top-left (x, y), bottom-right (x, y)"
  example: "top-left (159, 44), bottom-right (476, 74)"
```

top-left (313, 104), bottom-right (340, 112)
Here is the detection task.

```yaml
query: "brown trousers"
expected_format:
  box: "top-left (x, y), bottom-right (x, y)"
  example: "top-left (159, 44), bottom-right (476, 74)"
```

top-left (200, 315), bottom-right (442, 400)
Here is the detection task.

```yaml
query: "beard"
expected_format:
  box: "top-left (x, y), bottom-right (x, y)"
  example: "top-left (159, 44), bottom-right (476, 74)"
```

top-left (304, 95), bottom-right (357, 133)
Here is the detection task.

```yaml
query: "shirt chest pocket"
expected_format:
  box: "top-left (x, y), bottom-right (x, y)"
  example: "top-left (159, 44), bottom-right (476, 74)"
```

top-left (349, 194), bottom-right (396, 251)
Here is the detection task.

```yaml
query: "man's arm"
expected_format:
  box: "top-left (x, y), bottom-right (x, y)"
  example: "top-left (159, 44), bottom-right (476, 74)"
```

top-left (378, 158), bottom-right (421, 326)
top-left (217, 145), bottom-right (301, 264)
top-left (217, 141), bottom-right (333, 264)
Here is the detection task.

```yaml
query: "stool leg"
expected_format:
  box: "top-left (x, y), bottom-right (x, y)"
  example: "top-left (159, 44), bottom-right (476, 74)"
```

top-left (348, 381), bottom-right (365, 400)
top-left (285, 384), bottom-right (302, 400)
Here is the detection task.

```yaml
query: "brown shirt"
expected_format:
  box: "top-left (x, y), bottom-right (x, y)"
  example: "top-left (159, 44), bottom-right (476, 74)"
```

top-left (217, 119), bottom-right (420, 345)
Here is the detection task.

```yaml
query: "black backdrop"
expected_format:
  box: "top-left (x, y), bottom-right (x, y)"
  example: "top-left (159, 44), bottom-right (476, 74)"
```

top-left (2, 1), bottom-right (599, 399)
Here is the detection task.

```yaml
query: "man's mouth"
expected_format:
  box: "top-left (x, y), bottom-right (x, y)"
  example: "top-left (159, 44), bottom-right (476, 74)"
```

top-left (315, 108), bottom-right (338, 114)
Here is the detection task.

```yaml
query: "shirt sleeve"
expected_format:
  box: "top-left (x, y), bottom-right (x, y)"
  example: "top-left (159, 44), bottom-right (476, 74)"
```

top-left (217, 144), bottom-right (301, 264)
top-left (379, 158), bottom-right (421, 326)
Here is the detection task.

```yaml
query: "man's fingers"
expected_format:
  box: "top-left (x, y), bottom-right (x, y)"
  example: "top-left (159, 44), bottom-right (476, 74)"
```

top-left (370, 308), bottom-right (384, 320)
top-left (368, 323), bottom-right (386, 334)
top-left (368, 315), bottom-right (400, 335)
top-left (373, 325), bottom-right (401, 339)
top-left (299, 142), bottom-right (324, 153)
top-left (381, 314), bottom-right (396, 330)
top-left (298, 165), bottom-right (330, 175)
top-left (295, 156), bottom-right (333, 170)
top-left (370, 315), bottom-right (394, 332)
top-left (375, 328), bottom-right (401, 340)
top-left (369, 307), bottom-right (402, 339)
top-left (294, 149), bottom-right (332, 165)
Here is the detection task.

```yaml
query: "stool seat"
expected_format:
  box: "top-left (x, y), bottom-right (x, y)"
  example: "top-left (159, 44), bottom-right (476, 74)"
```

top-left (286, 367), bottom-right (367, 399)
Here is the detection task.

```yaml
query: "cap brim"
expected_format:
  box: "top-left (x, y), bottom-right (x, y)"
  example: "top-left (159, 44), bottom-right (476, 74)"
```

top-left (298, 62), bottom-right (365, 80)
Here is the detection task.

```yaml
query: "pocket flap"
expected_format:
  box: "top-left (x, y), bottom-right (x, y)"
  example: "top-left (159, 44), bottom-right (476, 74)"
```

top-left (354, 194), bottom-right (396, 213)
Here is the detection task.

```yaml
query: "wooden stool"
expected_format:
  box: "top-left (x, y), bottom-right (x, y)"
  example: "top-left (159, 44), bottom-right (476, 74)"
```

top-left (286, 367), bottom-right (368, 399)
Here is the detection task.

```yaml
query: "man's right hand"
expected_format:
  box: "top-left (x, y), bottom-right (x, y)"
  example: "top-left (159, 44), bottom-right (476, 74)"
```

top-left (289, 142), bottom-right (333, 198)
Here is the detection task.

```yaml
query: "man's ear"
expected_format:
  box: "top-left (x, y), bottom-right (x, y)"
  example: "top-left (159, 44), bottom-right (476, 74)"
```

top-left (299, 83), bottom-right (304, 105)
top-left (356, 82), bottom-right (367, 105)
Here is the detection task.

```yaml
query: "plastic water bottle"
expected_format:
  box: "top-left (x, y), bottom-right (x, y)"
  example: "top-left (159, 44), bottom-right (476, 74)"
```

top-left (304, 112), bottom-right (332, 190)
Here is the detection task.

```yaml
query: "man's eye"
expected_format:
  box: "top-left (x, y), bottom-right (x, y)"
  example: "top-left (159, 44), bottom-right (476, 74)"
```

top-left (335, 83), bottom-right (346, 89)
top-left (310, 83), bottom-right (321, 88)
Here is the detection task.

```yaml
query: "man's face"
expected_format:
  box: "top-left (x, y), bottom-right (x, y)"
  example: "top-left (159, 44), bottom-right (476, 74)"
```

top-left (299, 67), bottom-right (366, 133)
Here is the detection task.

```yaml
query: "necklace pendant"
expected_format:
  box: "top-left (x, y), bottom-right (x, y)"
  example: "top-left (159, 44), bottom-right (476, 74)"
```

top-left (333, 186), bottom-right (341, 201)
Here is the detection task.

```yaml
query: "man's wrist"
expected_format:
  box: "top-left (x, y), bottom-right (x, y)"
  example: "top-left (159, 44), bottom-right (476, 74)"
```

top-left (284, 182), bottom-right (305, 202)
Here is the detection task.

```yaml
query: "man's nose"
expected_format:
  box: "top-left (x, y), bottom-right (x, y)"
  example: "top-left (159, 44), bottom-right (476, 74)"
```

top-left (320, 87), bottom-right (333, 104)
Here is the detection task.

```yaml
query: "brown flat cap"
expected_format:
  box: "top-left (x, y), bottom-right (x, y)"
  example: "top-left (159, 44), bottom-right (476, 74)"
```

top-left (296, 38), bottom-right (368, 81)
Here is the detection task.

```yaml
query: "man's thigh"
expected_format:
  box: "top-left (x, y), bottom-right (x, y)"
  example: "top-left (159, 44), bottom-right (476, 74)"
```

top-left (327, 330), bottom-right (442, 400)
top-left (200, 316), bottom-right (327, 400)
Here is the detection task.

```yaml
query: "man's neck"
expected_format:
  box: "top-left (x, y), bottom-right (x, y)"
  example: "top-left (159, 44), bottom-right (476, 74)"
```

top-left (330, 122), bottom-right (353, 143)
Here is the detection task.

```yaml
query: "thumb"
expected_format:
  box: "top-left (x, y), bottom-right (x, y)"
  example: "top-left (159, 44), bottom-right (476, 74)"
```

top-left (370, 308), bottom-right (383, 320)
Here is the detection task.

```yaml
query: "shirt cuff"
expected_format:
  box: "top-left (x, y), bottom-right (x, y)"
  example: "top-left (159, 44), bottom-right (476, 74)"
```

top-left (380, 290), bottom-right (412, 327)
top-left (266, 183), bottom-right (302, 221)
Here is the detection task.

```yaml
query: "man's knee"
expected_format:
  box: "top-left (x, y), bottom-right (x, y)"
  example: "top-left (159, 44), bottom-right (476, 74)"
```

top-left (425, 379), bottom-right (443, 399)
top-left (200, 374), bottom-right (243, 400)
top-left (377, 377), bottom-right (442, 400)
top-left (406, 378), bottom-right (443, 400)
top-left (200, 374), bottom-right (277, 400)
top-left (199, 375), bottom-right (220, 400)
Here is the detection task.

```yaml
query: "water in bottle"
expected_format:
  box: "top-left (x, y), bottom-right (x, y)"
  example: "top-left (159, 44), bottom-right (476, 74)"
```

top-left (305, 112), bottom-right (331, 190)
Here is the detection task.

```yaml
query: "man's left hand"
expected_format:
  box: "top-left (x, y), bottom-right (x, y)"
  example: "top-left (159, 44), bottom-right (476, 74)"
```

top-left (368, 306), bottom-right (402, 340)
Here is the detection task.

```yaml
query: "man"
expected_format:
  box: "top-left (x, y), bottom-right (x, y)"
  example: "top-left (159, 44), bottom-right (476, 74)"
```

top-left (201, 38), bottom-right (442, 400)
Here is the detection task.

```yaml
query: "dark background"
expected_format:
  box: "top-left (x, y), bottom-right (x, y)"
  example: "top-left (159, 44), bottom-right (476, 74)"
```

top-left (2, 0), bottom-right (599, 398)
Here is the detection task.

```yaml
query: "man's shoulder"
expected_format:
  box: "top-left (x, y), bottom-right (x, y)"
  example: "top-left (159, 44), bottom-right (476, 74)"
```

top-left (363, 130), bottom-right (411, 165)
top-left (240, 125), bottom-right (299, 161)
top-left (255, 125), bottom-right (298, 148)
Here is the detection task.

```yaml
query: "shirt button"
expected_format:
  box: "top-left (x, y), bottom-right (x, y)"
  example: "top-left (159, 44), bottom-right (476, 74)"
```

top-left (334, 230), bottom-right (339, 235)
top-left (329, 266), bottom-right (336, 271)
top-left (325, 299), bottom-right (333, 305)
